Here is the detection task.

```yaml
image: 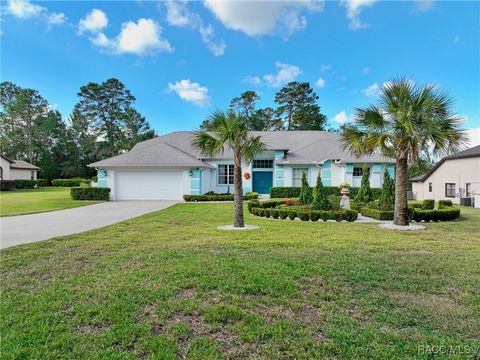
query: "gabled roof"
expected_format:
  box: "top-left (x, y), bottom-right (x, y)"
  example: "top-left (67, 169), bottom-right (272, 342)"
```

top-left (10, 160), bottom-right (40, 170)
top-left (89, 130), bottom-right (395, 168)
top-left (409, 145), bottom-right (480, 183)
top-left (1, 154), bottom-right (14, 163)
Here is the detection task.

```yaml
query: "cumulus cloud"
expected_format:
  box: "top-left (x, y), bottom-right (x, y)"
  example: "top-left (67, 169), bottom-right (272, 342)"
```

top-left (264, 62), bottom-right (302, 87)
top-left (6, 0), bottom-right (66, 27)
top-left (203, 0), bottom-right (323, 37)
top-left (165, 1), bottom-right (226, 56)
top-left (464, 128), bottom-right (480, 147)
top-left (315, 77), bottom-right (326, 88)
top-left (242, 75), bottom-right (262, 86)
top-left (333, 110), bottom-right (351, 123)
top-left (78, 9), bottom-right (108, 33)
top-left (168, 79), bottom-right (211, 106)
top-left (340, 0), bottom-right (376, 30)
top-left (362, 82), bottom-right (380, 97)
top-left (91, 18), bottom-right (173, 56)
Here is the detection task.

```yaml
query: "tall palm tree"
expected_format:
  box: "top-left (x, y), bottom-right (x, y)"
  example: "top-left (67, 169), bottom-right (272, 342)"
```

top-left (193, 110), bottom-right (266, 227)
top-left (342, 78), bottom-right (465, 225)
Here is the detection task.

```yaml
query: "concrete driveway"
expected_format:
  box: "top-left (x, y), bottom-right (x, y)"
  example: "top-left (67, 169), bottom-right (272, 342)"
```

top-left (0, 201), bottom-right (178, 249)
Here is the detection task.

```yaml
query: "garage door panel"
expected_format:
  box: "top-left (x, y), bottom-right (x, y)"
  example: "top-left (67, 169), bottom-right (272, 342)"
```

top-left (115, 171), bottom-right (184, 200)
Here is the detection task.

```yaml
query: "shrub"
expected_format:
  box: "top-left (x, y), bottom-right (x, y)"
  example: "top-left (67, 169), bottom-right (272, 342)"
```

top-left (328, 195), bottom-right (341, 211)
top-left (184, 193), bottom-right (258, 202)
top-left (350, 200), bottom-right (363, 213)
top-left (379, 168), bottom-right (395, 208)
top-left (14, 179), bottom-right (37, 189)
top-left (311, 175), bottom-right (332, 210)
top-left (36, 179), bottom-right (46, 187)
top-left (339, 182), bottom-right (351, 189)
top-left (247, 200), bottom-right (260, 212)
top-left (70, 187), bottom-right (110, 201)
top-left (52, 178), bottom-right (84, 187)
top-left (422, 199), bottom-right (435, 210)
top-left (309, 212), bottom-right (320, 221)
top-left (409, 207), bottom-right (460, 222)
top-left (284, 198), bottom-right (296, 206)
top-left (297, 211), bottom-right (310, 221)
top-left (361, 207), bottom-right (394, 221)
top-left (287, 210), bottom-right (297, 220)
top-left (438, 200), bottom-right (453, 209)
top-left (355, 164), bottom-right (373, 203)
top-left (270, 209), bottom-right (280, 219)
top-left (270, 187), bottom-right (301, 198)
top-left (409, 201), bottom-right (424, 209)
top-left (0, 180), bottom-right (16, 191)
top-left (279, 210), bottom-right (289, 219)
top-left (270, 186), bottom-right (383, 200)
top-left (298, 173), bottom-right (313, 205)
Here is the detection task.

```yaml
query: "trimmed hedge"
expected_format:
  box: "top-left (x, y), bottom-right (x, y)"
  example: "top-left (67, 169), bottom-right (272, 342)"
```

top-left (361, 207), bottom-right (394, 221)
top-left (409, 207), bottom-right (460, 222)
top-left (14, 179), bottom-right (38, 189)
top-left (438, 200), bottom-right (453, 209)
top-left (36, 179), bottom-right (46, 187)
top-left (70, 187), bottom-right (110, 201)
top-left (422, 199), bottom-right (435, 210)
top-left (270, 186), bottom-right (383, 200)
top-left (0, 180), bottom-right (16, 191)
top-left (248, 199), bottom-right (358, 222)
top-left (52, 178), bottom-right (91, 187)
top-left (183, 193), bottom-right (259, 202)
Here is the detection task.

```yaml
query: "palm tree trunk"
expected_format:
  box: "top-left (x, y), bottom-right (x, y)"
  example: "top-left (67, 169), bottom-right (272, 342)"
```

top-left (393, 155), bottom-right (409, 226)
top-left (233, 151), bottom-right (244, 227)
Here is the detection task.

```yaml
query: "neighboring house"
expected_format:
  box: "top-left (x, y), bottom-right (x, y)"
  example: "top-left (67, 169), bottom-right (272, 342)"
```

top-left (89, 131), bottom-right (395, 200)
top-left (410, 145), bottom-right (480, 205)
top-left (0, 155), bottom-right (39, 181)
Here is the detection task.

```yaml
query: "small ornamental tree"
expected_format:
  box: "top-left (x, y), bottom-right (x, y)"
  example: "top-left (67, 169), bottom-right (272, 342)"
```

top-left (298, 172), bottom-right (313, 205)
top-left (312, 175), bottom-right (331, 210)
top-left (355, 164), bottom-right (372, 203)
top-left (379, 168), bottom-right (395, 209)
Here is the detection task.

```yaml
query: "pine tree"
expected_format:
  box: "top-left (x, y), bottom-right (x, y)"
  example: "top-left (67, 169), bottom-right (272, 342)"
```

top-left (379, 168), bottom-right (395, 209)
top-left (298, 172), bottom-right (313, 205)
top-left (311, 175), bottom-right (332, 210)
top-left (355, 164), bottom-right (372, 203)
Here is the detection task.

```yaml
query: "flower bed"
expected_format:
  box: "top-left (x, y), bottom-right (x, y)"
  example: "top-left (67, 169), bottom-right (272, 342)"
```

top-left (248, 199), bottom-right (358, 222)
top-left (183, 192), bottom-right (258, 202)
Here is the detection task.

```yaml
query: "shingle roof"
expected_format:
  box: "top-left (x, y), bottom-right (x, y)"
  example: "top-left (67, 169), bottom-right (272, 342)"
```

top-left (409, 145), bottom-right (480, 183)
top-left (89, 131), bottom-right (395, 168)
top-left (10, 159), bottom-right (40, 170)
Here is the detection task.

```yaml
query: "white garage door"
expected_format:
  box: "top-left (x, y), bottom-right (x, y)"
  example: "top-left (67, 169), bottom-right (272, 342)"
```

top-left (115, 170), bottom-right (184, 200)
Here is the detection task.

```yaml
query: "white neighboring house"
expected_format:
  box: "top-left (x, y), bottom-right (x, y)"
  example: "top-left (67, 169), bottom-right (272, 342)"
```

top-left (410, 145), bottom-right (480, 205)
top-left (0, 155), bottom-right (39, 181)
top-left (88, 131), bottom-right (396, 201)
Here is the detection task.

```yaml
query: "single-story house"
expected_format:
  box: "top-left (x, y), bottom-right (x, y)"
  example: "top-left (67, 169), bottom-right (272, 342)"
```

top-left (0, 155), bottom-right (39, 181)
top-left (410, 145), bottom-right (480, 205)
top-left (89, 131), bottom-right (396, 200)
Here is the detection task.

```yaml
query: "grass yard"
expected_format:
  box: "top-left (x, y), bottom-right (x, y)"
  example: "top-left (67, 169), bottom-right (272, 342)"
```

top-left (1, 204), bottom-right (479, 359)
top-left (0, 187), bottom-right (100, 216)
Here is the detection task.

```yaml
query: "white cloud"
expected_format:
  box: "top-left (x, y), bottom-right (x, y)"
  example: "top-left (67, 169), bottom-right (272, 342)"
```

top-left (465, 128), bottom-right (480, 147)
top-left (92, 18), bottom-right (173, 56)
top-left (362, 66), bottom-right (370, 74)
top-left (7, 0), bottom-right (66, 27)
top-left (242, 75), bottom-right (262, 86)
top-left (333, 110), bottom-right (351, 123)
top-left (203, 0), bottom-right (323, 37)
top-left (264, 62), bottom-right (302, 87)
top-left (168, 79), bottom-right (211, 106)
top-left (414, 0), bottom-right (434, 12)
top-left (165, 1), bottom-right (225, 56)
top-left (315, 77), bottom-right (326, 88)
top-left (453, 35), bottom-right (460, 44)
top-left (78, 9), bottom-right (108, 33)
top-left (362, 82), bottom-right (380, 97)
top-left (320, 64), bottom-right (331, 72)
top-left (340, 0), bottom-right (376, 30)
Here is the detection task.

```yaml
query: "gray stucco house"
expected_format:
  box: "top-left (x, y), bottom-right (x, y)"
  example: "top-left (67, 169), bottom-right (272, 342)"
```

top-left (89, 131), bottom-right (395, 200)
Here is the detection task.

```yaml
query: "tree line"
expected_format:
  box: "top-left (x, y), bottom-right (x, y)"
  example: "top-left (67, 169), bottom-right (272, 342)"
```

top-left (0, 79), bottom-right (155, 181)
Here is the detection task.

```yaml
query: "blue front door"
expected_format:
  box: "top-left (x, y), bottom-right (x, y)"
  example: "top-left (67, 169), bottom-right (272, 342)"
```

top-left (252, 171), bottom-right (273, 194)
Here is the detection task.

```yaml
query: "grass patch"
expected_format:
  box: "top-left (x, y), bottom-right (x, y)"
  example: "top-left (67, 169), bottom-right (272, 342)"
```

top-left (0, 187), bottom-right (100, 216)
top-left (1, 204), bottom-right (479, 358)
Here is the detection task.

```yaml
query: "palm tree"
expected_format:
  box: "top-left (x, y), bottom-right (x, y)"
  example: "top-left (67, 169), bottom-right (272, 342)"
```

top-left (342, 78), bottom-right (465, 225)
top-left (193, 110), bottom-right (266, 227)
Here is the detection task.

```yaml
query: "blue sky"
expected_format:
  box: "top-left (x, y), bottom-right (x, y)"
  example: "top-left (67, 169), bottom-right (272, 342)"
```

top-left (2, 0), bottom-right (479, 136)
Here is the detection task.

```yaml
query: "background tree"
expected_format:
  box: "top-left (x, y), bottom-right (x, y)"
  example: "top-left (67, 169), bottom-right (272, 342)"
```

top-left (229, 91), bottom-right (260, 119)
top-left (342, 78), bottom-right (465, 225)
top-left (193, 110), bottom-right (266, 227)
top-left (122, 108), bottom-right (155, 150)
top-left (408, 153), bottom-right (434, 179)
top-left (298, 172), bottom-right (313, 205)
top-left (311, 175), bottom-right (331, 210)
top-left (354, 164), bottom-right (373, 204)
top-left (275, 82), bottom-right (327, 130)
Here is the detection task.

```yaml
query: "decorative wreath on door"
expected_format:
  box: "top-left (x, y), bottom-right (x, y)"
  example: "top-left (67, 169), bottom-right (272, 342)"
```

top-left (243, 172), bottom-right (251, 180)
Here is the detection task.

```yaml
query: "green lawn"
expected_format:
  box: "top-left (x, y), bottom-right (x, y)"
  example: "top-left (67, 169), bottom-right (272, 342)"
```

top-left (1, 204), bottom-right (479, 359)
top-left (0, 187), bottom-right (100, 216)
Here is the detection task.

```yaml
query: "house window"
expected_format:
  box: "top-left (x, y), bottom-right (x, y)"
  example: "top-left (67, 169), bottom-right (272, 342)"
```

top-left (252, 159), bottom-right (273, 169)
top-left (353, 166), bottom-right (369, 177)
top-left (445, 183), bottom-right (455, 198)
top-left (429, 183), bottom-right (432, 192)
top-left (292, 168), bottom-right (308, 187)
top-left (466, 183), bottom-right (471, 197)
top-left (218, 164), bottom-right (234, 185)
top-left (31, 171), bottom-right (35, 180)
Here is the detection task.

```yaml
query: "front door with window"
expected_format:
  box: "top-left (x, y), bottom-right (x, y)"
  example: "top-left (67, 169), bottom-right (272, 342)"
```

top-left (252, 171), bottom-right (273, 194)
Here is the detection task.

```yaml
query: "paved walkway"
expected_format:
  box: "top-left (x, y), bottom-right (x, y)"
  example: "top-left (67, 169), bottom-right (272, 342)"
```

top-left (0, 201), bottom-right (177, 249)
